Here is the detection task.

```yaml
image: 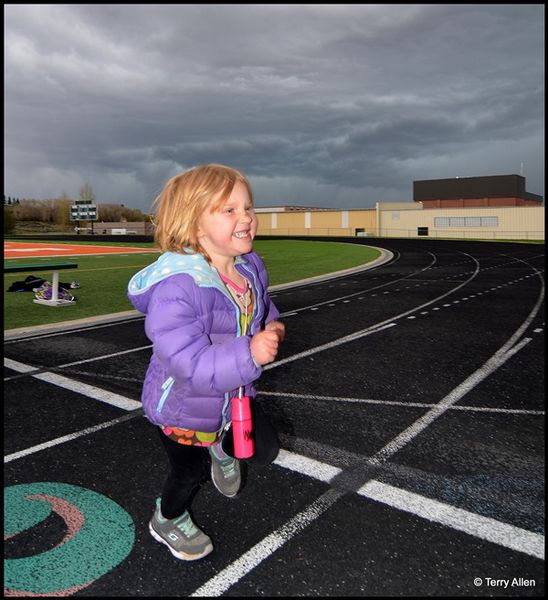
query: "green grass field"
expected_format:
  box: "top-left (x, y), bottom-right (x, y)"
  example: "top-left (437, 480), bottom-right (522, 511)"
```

top-left (4, 240), bottom-right (381, 331)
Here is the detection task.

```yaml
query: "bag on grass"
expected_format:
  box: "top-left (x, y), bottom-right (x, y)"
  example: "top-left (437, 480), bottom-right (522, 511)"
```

top-left (33, 281), bottom-right (76, 302)
top-left (8, 275), bottom-right (47, 292)
top-left (8, 275), bottom-right (79, 293)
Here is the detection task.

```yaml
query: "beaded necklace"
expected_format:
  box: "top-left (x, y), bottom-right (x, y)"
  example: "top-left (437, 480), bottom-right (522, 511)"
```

top-left (219, 271), bottom-right (253, 404)
top-left (219, 272), bottom-right (252, 311)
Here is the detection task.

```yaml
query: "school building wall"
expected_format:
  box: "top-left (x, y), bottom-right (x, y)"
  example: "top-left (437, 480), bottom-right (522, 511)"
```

top-left (379, 205), bottom-right (544, 240)
top-left (256, 209), bottom-right (377, 237)
top-left (91, 221), bottom-right (154, 235)
top-left (256, 204), bottom-right (544, 241)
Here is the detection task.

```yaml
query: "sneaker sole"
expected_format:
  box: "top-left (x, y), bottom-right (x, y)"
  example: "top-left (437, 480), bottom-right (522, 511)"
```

top-left (149, 522), bottom-right (213, 561)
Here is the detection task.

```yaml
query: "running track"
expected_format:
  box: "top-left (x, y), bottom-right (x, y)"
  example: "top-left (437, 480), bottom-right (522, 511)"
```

top-left (4, 241), bottom-right (157, 259)
top-left (4, 237), bottom-right (545, 596)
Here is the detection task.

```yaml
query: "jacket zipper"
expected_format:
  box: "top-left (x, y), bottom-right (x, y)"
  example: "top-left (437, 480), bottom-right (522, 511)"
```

top-left (156, 376), bottom-right (174, 413)
top-left (237, 262), bottom-right (262, 334)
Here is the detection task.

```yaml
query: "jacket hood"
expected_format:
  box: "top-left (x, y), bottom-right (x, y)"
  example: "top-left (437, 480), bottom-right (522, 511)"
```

top-left (127, 250), bottom-right (245, 314)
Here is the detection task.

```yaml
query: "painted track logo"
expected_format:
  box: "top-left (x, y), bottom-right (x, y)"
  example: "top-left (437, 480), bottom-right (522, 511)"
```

top-left (4, 482), bottom-right (135, 596)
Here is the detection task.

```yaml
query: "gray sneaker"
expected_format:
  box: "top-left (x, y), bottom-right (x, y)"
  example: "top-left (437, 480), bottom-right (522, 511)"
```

top-left (208, 443), bottom-right (241, 498)
top-left (149, 499), bottom-right (213, 561)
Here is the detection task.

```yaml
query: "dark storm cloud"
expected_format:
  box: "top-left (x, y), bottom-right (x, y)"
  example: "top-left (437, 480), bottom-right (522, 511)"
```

top-left (4, 4), bottom-right (544, 210)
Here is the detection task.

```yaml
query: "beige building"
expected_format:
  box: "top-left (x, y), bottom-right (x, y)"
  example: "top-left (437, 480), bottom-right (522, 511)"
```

top-left (255, 204), bottom-right (544, 241)
top-left (256, 208), bottom-right (377, 237)
top-left (92, 221), bottom-right (154, 235)
top-left (377, 203), bottom-right (544, 240)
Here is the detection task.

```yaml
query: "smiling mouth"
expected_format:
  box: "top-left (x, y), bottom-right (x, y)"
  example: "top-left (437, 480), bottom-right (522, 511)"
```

top-left (233, 231), bottom-right (251, 239)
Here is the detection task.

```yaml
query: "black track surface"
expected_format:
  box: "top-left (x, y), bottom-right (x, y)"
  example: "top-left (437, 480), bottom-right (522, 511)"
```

top-left (4, 238), bottom-right (545, 597)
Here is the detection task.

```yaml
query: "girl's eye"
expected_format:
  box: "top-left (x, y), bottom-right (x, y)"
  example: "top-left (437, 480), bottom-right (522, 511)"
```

top-left (222, 206), bottom-right (253, 213)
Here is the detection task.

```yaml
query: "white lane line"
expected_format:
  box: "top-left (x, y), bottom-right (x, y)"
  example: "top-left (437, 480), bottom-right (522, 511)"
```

top-left (275, 448), bottom-right (342, 482)
top-left (358, 479), bottom-right (544, 561)
top-left (4, 358), bottom-right (141, 411)
top-left (6, 249), bottom-right (544, 595)
top-left (370, 269), bottom-right (544, 467)
top-left (4, 314), bottom-right (145, 343)
top-left (264, 322), bottom-right (397, 369)
top-left (370, 341), bottom-right (535, 466)
top-left (266, 252), bottom-right (480, 370)
top-left (192, 445), bottom-right (544, 596)
top-left (258, 391), bottom-right (545, 415)
top-left (5, 356), bottom-right (542, 568)
top-left (190, 487), bottom-right (343, 597)
top-left (275, 251), bottom-right (438, 314)
top-left (191, 274), bottom-right (544, 595)
top-left (3, 345), bottom-right (153, 381)
top-left (6, 413), bottom-right (543, 565)
top-left (4, 412), bottom-right (141, 464)
top-left (273, 450), bottom-right (544, 560)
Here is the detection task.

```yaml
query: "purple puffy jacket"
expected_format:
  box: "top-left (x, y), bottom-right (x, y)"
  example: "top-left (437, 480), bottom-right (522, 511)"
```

top-left (127, 249), bottom-right (280, 432)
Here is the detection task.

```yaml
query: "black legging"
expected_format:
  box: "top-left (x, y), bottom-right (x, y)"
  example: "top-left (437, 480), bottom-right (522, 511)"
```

top-left (157, 401), bottom-right (279, 519)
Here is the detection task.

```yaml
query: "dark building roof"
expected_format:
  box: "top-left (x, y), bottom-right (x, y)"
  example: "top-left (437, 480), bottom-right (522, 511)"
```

top-left (413, 175), bottom-right (542, 204)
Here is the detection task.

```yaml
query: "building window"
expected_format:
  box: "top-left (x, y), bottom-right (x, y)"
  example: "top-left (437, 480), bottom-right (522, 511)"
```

top-left (435, 217), bottom-right (450, 227)
top-left (434, 216), bottom-right (498, 227)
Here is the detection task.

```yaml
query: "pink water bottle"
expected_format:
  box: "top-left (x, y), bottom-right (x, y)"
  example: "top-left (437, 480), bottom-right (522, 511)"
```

top-left (232, 390), bottom-right (254, 459)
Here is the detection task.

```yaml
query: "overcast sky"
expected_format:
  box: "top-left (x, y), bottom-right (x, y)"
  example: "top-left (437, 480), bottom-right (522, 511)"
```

top-left (4, 3), bottom-right (544, 212)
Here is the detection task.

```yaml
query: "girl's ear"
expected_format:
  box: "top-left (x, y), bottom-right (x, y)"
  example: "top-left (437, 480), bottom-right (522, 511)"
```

top-left (195, 217), bottom-right (203, 238)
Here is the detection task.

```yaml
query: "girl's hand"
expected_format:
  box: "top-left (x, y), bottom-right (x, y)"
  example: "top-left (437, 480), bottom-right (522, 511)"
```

top-left (250, 329), bottom-right (280, 365)
top-left (265, 320), bottom-right (285, 342)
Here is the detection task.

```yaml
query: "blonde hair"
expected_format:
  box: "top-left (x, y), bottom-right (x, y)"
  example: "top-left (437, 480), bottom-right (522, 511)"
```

top-left (152, 164), bottom-right (254, 259)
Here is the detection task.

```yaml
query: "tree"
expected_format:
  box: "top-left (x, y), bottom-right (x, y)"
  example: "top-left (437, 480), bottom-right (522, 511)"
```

top-left (54, 196), bottom-right (73, 226)
top-left (79, 183), bottom-right (95, 203)
top-left (4, 207), bottom-right (16, 233)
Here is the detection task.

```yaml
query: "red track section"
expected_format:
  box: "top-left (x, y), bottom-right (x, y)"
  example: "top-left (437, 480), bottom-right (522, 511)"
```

top-left (4, 241), bottom-right (159, 259)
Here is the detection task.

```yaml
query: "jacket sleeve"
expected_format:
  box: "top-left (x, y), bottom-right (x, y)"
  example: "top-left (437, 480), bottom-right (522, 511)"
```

top-left (145, 275), bottom-right (262, 395)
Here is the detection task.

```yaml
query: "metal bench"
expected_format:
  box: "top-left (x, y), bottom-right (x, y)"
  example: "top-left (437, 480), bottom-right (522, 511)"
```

top-left (4, 262), bottom-right (79, 306)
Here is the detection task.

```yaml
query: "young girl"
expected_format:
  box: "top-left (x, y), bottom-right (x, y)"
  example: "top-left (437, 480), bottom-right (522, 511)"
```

top-left (127, 164), bottom-right (285, 561)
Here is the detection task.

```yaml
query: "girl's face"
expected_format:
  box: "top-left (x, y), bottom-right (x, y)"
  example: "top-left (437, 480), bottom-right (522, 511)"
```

top-left (196, 180), bottom-right (258, 267)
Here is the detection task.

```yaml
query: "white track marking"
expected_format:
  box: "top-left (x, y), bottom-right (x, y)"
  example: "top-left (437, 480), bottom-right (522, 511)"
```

top-left (275, 250), bottom-right (437, 314)
top-left (259, 390), bottom-right (544, 415)
top-left (190, 488), bottom-right (343, 597)
top-left (5, 413), bottom-right (543, 565)
top-left (5, 248), bottom-right (544, 595)
top-left (264, 322), bottom-right (397, 369)
top-left (3, 345), bottom-right (153, 381)
top-left (265, 252), bottom-right (480, 369)
top-left (273, 450), bottom-right (544, 560)
top-left (4, 357), bottom-right (141, 411)
top-left (358, 479), bottom-right (544, 560)
top-left (189, 258), bottom-right (544, 595)
top-left (4, 412), bottom-right (141, 463)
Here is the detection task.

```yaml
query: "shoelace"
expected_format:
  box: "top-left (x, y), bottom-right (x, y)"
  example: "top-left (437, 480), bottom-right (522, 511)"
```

top-left (219, 457), bottom-right (237, 477)
top-left (173, 513), bottom-right (198, 538)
